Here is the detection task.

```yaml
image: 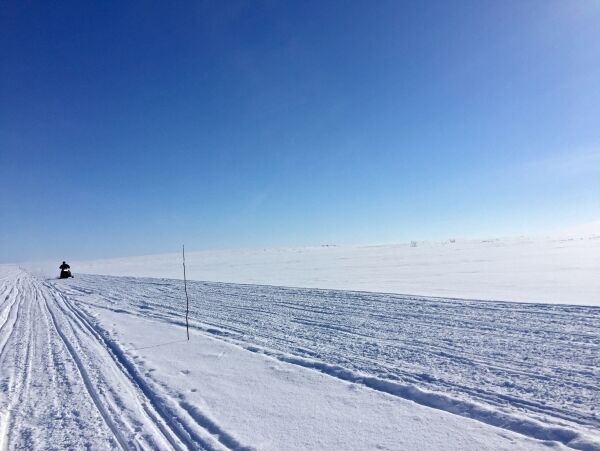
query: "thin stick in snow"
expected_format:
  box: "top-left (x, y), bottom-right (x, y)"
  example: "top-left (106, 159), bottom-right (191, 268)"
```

top-left (183, 244), bottom-right (190, 341)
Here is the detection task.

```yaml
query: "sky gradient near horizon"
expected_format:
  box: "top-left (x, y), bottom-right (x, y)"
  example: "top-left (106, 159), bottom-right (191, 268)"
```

top-left (1, 1), bottom-right (600, 262)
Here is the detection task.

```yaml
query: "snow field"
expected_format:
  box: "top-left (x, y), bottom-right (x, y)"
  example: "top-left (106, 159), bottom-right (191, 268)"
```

top-left (63, 235), bottom-right (600, 305)
top-left (0, 266), bottom-right (594, 449)
top-left (57, 272), bottom-right (600, 449)
top-left (89, 307), bottom-right (570, 450)
top-left (0, 266), bottom-right (573, 450)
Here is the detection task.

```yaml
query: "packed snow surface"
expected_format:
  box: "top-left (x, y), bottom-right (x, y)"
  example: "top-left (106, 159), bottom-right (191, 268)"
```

top-left (64, 235), bottom-right (600, 305)
top-left (1, 265), bottom-right (598, 449)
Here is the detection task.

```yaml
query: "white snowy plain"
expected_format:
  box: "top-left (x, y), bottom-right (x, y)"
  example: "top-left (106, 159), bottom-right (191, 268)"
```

top-left (1, 266), bottom-right (584, 450)
top-left (62, 234), bottom-right (600, 306)
top-left (2, 233), bottom-right (599, 449)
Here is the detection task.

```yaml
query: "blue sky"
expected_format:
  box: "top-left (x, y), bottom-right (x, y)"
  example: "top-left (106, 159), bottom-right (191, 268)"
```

top-left (1, 1), bottom-right (599, 262)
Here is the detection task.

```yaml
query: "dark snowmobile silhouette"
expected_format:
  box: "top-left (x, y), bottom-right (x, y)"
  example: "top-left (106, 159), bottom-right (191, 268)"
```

top-left (59, 261), bottom-right (73, 279)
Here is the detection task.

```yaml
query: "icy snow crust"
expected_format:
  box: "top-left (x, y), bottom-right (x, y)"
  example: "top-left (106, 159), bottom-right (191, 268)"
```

top-left (57, 272), bottom-right (600, 449)
top-left (0, 267), bottom-right (577, 450)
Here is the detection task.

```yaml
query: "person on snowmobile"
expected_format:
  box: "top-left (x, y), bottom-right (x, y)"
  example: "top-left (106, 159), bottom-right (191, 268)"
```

top-left (59, 261), bottom-right (72, 279)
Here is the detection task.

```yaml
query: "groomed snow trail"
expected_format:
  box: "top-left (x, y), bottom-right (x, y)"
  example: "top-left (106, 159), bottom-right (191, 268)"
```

top-left (0, 268), bottom-right (234, 450)
top-left (0, 268), bottom-right (120, 449)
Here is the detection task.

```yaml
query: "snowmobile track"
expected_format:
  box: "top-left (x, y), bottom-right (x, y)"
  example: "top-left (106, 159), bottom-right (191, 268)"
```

top-left (0, 269), bottom-right (250, 450)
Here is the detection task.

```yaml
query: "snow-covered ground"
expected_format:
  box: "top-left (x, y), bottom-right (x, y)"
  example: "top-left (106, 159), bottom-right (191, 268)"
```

top-left (1, 265), bottom-right (598, 449)
top-left (54, 234), bottom-right (600, 305)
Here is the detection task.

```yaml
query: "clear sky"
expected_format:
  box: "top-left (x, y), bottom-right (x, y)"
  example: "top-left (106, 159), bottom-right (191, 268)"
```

top-left (1, 1), bottom-right (599, 263)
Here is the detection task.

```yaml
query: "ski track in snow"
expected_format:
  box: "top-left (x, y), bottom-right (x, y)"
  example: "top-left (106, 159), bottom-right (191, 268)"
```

top-left (55, 273), bottom-right (600, 449)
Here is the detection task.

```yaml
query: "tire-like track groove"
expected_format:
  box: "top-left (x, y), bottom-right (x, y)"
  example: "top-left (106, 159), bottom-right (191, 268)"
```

top-left (41, 291), bottom-right (131, 450)
top-left (48, 283), bottom-right (240, 451)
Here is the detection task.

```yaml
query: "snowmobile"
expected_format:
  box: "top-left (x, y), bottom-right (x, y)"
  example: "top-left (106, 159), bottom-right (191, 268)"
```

top-left (59, 261), bottom-right (73, 279)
